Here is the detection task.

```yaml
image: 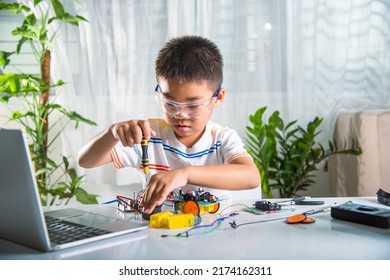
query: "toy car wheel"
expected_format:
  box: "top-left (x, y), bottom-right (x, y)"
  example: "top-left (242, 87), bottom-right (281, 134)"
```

top-left (209, 203), bottom-right (220, 214)
top-left (183, 200), bottom-right (200, 215)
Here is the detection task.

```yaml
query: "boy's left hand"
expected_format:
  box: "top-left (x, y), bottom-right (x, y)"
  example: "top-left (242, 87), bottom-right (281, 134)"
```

top-left (142, 168), bottom-right (189, 214)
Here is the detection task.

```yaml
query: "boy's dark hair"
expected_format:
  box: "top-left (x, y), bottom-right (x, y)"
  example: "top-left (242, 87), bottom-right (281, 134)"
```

top-left (155, 35), bottom-right (223, 92)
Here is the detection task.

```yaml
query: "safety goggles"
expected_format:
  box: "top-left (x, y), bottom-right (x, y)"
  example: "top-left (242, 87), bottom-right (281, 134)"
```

top-left (155, 84), bottom-right (221, 119)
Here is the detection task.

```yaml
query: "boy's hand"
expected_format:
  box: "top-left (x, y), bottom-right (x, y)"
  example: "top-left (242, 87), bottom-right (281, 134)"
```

top-left (142, 168), bottom-right (189, 214)
top-left (110, 119), bottom-right (156, 146)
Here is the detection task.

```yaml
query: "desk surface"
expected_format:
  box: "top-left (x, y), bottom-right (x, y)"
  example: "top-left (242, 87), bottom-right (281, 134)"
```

top-left (0, 197), bottom-right (389, 260)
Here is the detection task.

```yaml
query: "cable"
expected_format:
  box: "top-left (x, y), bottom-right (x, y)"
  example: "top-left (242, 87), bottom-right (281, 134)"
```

top-left (219, 203), bottom-right (265, 215)
top-left (102, 199), bottom-right (118, 204)
top-left (230, 204), bottom-right (337, 228)
top-left (229, 216), bottom-right (290, 228)
top-left (161, 212), bottom-right (239, 238)
top-left (116, 195), bottom-right (143, 214)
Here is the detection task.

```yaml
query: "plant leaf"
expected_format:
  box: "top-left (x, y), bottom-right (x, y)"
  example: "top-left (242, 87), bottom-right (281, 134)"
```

top-left (245, 106), bottom-right (362, 198)
top-left (51, 0), bottom-right (65, 17)
top-left (0, 50), bottom-right (15, 68)
top-left (74, 188), bottom-right (99, 204)
top-left (0, 3), bottom-right (30, 14)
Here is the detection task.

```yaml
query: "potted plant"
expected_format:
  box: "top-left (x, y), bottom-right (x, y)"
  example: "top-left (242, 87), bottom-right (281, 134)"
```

top-left (245, 106), bottom-right (363, 198)
top-left (0, 0), bottom-right (97, 205)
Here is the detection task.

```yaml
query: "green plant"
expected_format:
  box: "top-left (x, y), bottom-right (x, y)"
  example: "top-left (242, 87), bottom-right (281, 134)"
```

top-left (0, 0), bottom-right (98, 205)
top-left (245, 106), bottom-right (362, 198)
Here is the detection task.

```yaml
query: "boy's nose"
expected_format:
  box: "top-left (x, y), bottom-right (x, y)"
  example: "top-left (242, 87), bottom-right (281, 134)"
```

top-left (173, 110), bottom-right (191, 119)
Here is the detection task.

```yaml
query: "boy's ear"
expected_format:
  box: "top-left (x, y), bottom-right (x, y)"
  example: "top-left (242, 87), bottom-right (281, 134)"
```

top-left (215, 87), bottom-right (226, 107)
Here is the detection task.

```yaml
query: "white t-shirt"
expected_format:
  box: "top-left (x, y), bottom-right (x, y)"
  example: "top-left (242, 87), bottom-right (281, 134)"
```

top-left (110, 119), bottom-right (251, 199)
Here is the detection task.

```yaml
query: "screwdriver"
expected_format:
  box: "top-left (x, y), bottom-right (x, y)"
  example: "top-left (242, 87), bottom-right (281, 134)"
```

top-left (141, 137), bottom-right (149, 175)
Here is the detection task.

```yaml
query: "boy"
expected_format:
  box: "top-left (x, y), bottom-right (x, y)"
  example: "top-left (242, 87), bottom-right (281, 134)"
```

top-left (78, 35), bottom-right (260, 214)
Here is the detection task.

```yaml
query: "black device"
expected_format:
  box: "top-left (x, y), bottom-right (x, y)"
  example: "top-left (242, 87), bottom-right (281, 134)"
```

top-left (376, 188), bottom-right (390, 207)
top-left (331, 202), bottom-right (390, 229)
top-left (141, 205), bottom-right (162, 220)
top-left (254, 197), bottom-right (324, 211)
top-left (294, 199), bottom-right (324, 205)
top-left (254, 201), bottom-right (281, 211)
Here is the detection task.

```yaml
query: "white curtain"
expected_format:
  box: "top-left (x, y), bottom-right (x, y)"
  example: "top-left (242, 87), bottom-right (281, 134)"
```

top-left (50, 0), bottom-right (390, 196)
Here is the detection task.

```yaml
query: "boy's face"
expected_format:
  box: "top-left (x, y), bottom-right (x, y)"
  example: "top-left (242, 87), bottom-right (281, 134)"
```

top-left (156, 78), bottom-right (225, 146)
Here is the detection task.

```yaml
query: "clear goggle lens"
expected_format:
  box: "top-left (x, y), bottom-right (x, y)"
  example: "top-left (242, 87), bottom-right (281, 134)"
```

top-left (155, 85), bottom-right (220, 119)
top-left (156, 94), bottom-right (217, 119)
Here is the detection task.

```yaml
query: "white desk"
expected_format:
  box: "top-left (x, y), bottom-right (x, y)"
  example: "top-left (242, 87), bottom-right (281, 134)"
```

top-left (0, 197), bottom-right (389, 260)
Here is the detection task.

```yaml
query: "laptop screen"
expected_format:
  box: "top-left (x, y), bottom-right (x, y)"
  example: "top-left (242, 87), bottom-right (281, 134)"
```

top-left (0, 129), bottom-right (51, 251)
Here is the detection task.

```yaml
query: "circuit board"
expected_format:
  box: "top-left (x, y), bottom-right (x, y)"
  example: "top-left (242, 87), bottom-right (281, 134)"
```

top-left (168, 188), bottom-right (221, 215)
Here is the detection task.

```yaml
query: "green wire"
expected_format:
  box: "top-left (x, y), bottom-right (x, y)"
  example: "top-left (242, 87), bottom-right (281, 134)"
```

top-left (161, 213), bottom-right (237, 238)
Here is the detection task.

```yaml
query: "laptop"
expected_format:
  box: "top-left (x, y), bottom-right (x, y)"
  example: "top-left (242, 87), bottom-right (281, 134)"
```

top-left (0, 129), bottom-right (148, 252)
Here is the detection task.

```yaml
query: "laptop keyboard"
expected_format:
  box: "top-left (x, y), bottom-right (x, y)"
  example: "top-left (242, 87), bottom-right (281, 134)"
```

top-left (45, 216), bottom-right (111, 245)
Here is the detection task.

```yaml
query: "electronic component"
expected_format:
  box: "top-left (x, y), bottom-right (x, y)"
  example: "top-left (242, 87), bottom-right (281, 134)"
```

top-left (254, 200), bottom-right (299, 211)
top-left (116, 191), bottom-right (162, 220)
top-left (150, 211), bottom-right (201, 229)
top-left (170, 188), bottom-right (220, 215)
top-left (331, 202), bottom-right (390, 229)
top-left (254, 197), bottom-right (323, 211)
top-left (117, 195), bottom-right (141, 213)
top-left (254, 201), bottom-right (281, 211)
top-left (141, 205), bottom-right (162, 220)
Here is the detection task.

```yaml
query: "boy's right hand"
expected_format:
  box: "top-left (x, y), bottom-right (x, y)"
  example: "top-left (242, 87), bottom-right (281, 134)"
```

top-left (110, 119), bottom-right (156, 147)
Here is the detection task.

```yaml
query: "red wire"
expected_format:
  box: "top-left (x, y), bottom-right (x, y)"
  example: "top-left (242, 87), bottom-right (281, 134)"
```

top-left (116, 195), bottom-right (143, 214)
